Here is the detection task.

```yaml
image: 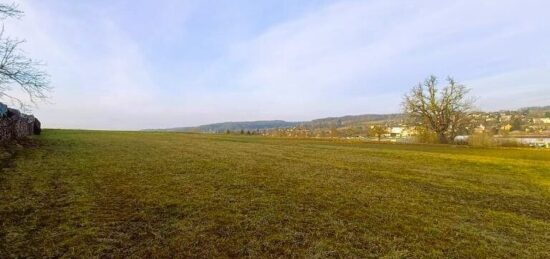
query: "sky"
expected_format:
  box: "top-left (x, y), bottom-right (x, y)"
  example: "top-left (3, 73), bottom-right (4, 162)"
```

top-left (5, 0), bottom-right (550, 130)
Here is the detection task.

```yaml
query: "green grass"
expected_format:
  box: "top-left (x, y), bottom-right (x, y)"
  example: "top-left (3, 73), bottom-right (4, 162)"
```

top-left (1, 129), bottom-right (549, 258)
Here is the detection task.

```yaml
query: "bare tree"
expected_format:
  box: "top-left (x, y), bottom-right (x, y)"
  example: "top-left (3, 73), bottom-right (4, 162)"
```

top-left (0, 3), bottom-right (49, 110)
top-left (402, 75), bottom-right (474, 144)
top-left (370, 125), bottom-right (388, 141)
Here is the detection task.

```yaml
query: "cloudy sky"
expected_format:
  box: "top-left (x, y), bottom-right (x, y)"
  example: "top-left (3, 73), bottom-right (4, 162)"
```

top-left (6, 0), bottom-right (550, 130)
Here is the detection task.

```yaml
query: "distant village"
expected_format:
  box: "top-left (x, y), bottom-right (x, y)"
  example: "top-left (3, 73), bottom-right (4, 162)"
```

top-left (226, 108), bottom-right (550, 148)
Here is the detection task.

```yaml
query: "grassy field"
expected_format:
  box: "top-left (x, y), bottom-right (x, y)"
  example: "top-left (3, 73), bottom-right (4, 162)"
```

top-left (1, 130), bottom-right (549, 258)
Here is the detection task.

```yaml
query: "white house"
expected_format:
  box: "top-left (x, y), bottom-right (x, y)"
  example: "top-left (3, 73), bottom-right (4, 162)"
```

top-left (533, 118), bottom-right (550, 124)
top-left (388, 127), bottom-right (416, 138)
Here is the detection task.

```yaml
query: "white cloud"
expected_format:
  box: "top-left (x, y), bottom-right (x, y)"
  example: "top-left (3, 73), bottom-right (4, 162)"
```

top-left (187, 0), bottom-right (550, 123)
top-left (4, 0), bottom-right (549, 129)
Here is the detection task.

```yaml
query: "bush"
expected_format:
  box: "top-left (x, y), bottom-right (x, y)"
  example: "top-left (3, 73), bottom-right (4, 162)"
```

top-left (496, 139), bottom-right (523, 147)
top-left (414, 127), bottom-right (439, 144)
top-left (469, 132), bottom-right (495, 147)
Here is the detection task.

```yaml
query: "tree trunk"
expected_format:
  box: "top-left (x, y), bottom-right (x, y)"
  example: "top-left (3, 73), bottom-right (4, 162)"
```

top-left (437, 132), bottom-right (448, 144)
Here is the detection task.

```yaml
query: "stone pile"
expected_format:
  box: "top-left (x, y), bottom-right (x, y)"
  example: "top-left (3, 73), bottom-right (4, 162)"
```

top-left (0, 102), bottom-right (41, 143)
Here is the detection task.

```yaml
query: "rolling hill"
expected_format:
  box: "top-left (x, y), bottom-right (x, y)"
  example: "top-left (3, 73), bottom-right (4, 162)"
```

top-left (148, 114), bottom-right (402, 133)
top-left (147, 106), bottom-right (550, 133)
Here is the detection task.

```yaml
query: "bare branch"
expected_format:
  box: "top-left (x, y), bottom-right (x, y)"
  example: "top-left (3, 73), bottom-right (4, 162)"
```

top-left (402, 76), bottom-right (474, 143)
top-left (0, 3), bottom-right (50, 109)
top-left (0, 3), bottom-right (22, 19)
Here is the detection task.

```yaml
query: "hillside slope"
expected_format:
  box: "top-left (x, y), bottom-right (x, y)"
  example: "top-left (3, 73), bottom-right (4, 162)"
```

top-left (149, 105), bottom-right (550, 133)
top-left (154, 120), bottom-right (300, 132)
top-left (149, 114), bottom-right (401, 133)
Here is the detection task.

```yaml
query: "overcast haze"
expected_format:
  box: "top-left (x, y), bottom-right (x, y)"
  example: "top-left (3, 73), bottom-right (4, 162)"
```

top-left (7, 0), bottom-right (550, 130)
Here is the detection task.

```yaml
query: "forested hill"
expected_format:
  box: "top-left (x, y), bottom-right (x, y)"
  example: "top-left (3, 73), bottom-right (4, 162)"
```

top-left (147, 114), bottom-right (401, 133)
top-left (150, 120), bottom-right (301, 133)
top-left (145, 105), bottom-right (550, 133)
top-left (305, 114), bottom-right (403, 128)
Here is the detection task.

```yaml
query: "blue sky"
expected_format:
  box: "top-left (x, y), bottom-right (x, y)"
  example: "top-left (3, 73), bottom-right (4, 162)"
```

top-left (7, 0), bottom-right (550, 129)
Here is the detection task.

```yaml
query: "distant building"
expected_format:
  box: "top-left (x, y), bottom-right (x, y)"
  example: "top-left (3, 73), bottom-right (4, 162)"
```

top-left (500, 115), bottom-right (512, 122)
top-left (389, 127), bottom-right (404, 137)
top-left (533, 118), bottom-right (550, 124)
top-left (500, 124), bottom-right (512, 131)
top-left (474, 124), bottom-right (486, 133)
top-left (387, 126), bottom-right (416, 138)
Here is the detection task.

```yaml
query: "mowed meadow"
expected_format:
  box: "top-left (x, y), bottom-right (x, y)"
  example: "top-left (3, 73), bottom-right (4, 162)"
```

top-left (1, 130), bottom-right (549, 258)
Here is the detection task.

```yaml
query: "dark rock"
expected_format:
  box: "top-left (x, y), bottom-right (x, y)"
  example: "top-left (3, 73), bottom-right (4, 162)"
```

top-left (7, 108), bottom-right (20, 118)
top-left (0, 103), bottom-right (41, 143)
top-left (0, 103), bottom-right (7, 117)
top-left (33, 118), bottom-right (41, 135)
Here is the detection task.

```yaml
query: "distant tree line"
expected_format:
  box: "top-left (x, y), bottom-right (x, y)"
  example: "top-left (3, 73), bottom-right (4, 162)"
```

top-left (225, 129), bottom-right (260, 135)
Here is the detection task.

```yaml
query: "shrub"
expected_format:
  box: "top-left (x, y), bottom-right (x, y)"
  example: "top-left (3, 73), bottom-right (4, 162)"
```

top-left (469, 132), bottom-right (495, 147)
top-left (414, 127), bottom-right (439, 144)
